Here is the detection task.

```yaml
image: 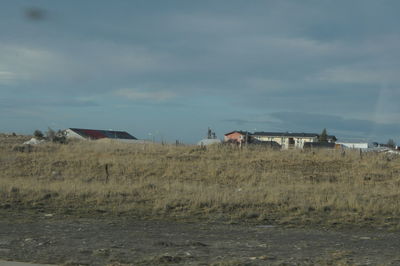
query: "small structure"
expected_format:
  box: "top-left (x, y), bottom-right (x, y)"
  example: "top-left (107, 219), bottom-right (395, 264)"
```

top-left (65, 128), bottom-right (137, 141)
top-left (197, 139), bottom-right (222, 146)
top-left (197, 127), bottom-right (222, 146)
top-left (336, 142), bottom-right (369, 149)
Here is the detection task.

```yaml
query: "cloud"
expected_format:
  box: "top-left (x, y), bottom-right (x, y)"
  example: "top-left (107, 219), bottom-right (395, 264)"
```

top-left (314, 66), bottom-right (400, 85)
top-left (0, 41), bottom-right (177, 91)
top-left (170, 13), bottom-right (246, 35)
top-left (114, 89), bottom-right (176, 102)
top-left (0, 97), bottom-right (98, 109)
top-left (222, 119), bottom-right (255, 126)
top-left (0, 71), bottom-right (18, 84)
top-left (88, 42), bottom-right (176, 73)
top-left (244, 78), bottom-right (298, 92)
top-left (0, 44), bottom-right (65, 84)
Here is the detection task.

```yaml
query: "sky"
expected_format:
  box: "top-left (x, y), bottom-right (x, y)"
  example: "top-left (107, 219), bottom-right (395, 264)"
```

top-left (1, 0), bottom-right (400, 144)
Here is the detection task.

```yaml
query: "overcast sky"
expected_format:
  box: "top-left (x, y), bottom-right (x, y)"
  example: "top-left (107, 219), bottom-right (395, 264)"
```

top-left (1, 0), bottom-right (400, 143)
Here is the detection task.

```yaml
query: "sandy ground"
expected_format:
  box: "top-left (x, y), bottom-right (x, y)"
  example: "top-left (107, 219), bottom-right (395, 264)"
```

top-left (0, 211), bottom-right (400, 266)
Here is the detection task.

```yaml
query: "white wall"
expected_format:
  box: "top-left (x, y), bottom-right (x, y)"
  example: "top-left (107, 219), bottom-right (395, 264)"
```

top-left (65, 129), bottom-right (86, 140)
top-left (336, 142), bottom-right (369, 149)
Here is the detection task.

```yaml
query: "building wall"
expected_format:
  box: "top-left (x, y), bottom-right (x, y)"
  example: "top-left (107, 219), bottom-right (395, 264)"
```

top-left (336, 142), bottom-right (369, 149)
top-left (253, 135), bottom-right (318, 149)
top-left (65, 129), bottom-right (86, 140)
top-left (224, 132), bottom-right (245, 142)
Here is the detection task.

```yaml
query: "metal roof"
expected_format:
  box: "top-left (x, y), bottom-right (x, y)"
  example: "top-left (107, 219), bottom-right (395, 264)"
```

top-left (69, 128), bottom-right (137, 140)
top-left (253, 131), bottom-right (337, 140)
top-left (253, 132), bottom-right (319, 138)
top-left (224, 130), bottom-right (252, 136)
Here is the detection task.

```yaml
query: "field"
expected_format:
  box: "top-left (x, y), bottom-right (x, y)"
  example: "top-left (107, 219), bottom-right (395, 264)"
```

top-left (1, 133), bottom-right (400, 229)
top-left (2, 134), bottom-right (400, 265)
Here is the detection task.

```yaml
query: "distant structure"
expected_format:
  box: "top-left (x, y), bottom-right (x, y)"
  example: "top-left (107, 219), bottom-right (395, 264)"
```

top-left (224, 131), bottom-right (251, 144)
top-left (253, 132), bottom-right (336, 149)
top-left (336, 142), bottom-right (369, 149)
top-left (197, 139), bottom-right (221, 146)
top-left (197, 128), bottom-right (221, 146)
top-left (207, 127), bottom-right (217, 139)
top-left (224, 130), bottom-right (337, 149)
top-left (65, 128), bottom-right (137, 141)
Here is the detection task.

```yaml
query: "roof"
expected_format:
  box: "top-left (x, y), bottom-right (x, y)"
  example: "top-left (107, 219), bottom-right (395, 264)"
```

top-left (253, 132), bottom-right (319, 138)
top-left (224, 130), bottom-right (252, 136)
top-left (68, 128), bottom-right (137, 140)
top-left (253, 131), bottom-right (336, 140)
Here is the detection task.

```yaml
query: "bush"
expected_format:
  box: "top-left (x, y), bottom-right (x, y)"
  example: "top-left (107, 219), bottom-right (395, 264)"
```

top-left (46, 128), bottom-right (67, 144)
top-left (33, 130), bottom-right (44, 139)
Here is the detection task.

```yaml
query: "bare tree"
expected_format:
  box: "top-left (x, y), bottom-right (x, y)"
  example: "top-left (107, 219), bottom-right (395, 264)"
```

top-left (387, 139), bottom-right (396, 148)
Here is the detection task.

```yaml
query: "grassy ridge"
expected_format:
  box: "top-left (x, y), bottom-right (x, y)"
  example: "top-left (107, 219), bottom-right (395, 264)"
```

top-left (1, 134), bottom-right (400, 228)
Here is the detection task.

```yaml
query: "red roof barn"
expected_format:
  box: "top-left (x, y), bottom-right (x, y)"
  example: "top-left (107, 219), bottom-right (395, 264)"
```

top-left (65, 128), bottom-right (137, 140)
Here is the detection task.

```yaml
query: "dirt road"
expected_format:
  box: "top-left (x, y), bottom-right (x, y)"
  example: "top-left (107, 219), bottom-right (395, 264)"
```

top-left (0, 212), bottom-right (399, 265)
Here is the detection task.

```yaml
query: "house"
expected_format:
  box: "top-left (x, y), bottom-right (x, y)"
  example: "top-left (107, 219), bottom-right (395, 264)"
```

top-left (224, 131), bottom-right (251, 143)
top-left (65, 128), bottom-right (137, 141)
top-left (252, 132), bottom-right (318, 149)
top-left (252, 132), bottom-right (337, 149)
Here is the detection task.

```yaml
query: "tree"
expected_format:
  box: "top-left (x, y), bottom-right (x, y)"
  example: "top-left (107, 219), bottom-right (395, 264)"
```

top-left (46, 128), bottom-right (67, 144)
top-left (207, 127), bottom-right (212, 139)
top-left (46, 128), bottom-right (56, 141)
top-left (33, 129), bottom-right (44, 139)
top-left (319, 128), bottom-right (328, 142)
top-left (387, 139), bottom-right (396, 148)
top-left (54, 129), bottom-right (67, 144)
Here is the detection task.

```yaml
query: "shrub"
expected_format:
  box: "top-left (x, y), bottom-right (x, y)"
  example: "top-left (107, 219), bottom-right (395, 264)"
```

top-left (46, 128), bottom-right (67, 144)
top-left (33, 130), bottom-right (44, 139)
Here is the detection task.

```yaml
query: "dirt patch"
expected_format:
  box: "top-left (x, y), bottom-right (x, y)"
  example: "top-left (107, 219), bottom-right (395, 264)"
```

top-left (0, 211), bottom-right (399, 265)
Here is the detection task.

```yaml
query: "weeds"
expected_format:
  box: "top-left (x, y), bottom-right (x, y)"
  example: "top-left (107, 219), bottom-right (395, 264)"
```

top-left (1, 135), bottom-right (400, 228)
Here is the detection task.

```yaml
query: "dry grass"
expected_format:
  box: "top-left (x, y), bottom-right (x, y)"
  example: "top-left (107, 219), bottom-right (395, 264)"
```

top-left (1, 134), bottom-right (400, 228)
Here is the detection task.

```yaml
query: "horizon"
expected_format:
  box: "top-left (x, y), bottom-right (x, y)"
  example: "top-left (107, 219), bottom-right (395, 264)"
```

top-left (1, 1), bottom-right (400, 144)
top-left (2, 127), bottom-right (392, 145)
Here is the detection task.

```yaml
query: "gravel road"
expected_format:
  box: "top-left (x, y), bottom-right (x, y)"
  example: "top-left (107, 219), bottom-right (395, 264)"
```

top-left (0, 212), bottom-right (399, 265)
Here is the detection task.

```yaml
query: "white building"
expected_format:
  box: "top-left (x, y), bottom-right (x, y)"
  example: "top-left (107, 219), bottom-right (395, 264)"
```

top-left (252, 132), bottom-right (336, 149)
top-left (336, 142), bottom-right (369, 149)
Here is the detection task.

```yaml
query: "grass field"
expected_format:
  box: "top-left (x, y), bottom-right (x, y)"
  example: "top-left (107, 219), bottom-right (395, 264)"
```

top-left (1, 134), bottom-right (400, 229)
